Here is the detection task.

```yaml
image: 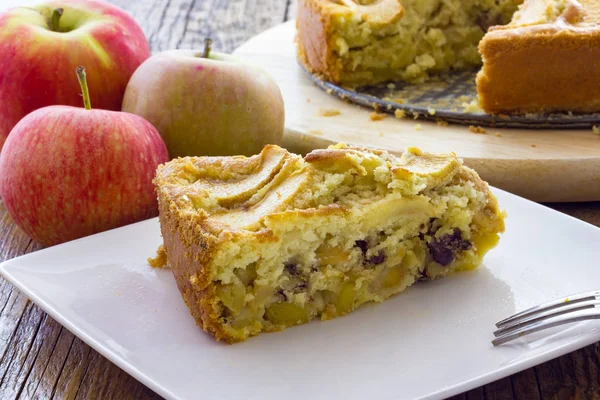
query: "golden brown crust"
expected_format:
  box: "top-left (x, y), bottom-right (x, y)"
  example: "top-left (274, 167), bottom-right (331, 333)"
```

top-left (478, 26), bottom-right (600, 113)
top-left (296, 0), bottom-right (344, 83)
top-left (157, 188), bottom-right (251, 343)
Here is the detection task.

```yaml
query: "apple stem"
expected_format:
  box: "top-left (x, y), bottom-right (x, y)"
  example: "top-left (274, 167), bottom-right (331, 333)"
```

top-left (76, 67), bottom-right (92, 110)
top-left (50, 8), bottom-right (63, 32)
top-left (202, 38), bottom-right (213, 58)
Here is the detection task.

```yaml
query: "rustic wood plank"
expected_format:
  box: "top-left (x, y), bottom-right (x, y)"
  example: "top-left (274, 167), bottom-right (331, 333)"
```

top-left (50, 336), bottom-right (93, 400)
top-left (535, 357), bottom-right (566, 400)
top-left (511, 369), bottom-right (541, 400)
top-left (27, 327), bottom-right (74, 399)
top-left (111, 0), bottom-right (289, 53)
top-left (484, 377), bottom-right (514, 400)
top-left (0, 313), bottom-right (61, 400)
top-left (466, 386), bottom-right (486, 400)
top-left (0, 301), bottom-right (45, 396)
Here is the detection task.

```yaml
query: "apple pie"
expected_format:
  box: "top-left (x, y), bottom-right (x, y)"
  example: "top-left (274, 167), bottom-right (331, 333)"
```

top-left (297, 0), bottom-right (600, 114)
top-left (154, 144), bottom-right (505, 343)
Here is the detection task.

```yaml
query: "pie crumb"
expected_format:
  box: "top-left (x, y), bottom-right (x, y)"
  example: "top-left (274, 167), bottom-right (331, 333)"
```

top-left (309, 130), bottom-right (324, 136)
top-left (436, 120), bottom-right (449, 127)
top-left (319, 108), bottom-right (341, 117)
top-left (394, 109), bottom-right (406, 119)
top-left (148, 245), bottom-right (169, 269)
top-left (370, 112), bottom-right (387, 121)
top-left (494, 132), bottom-right (503, 137)
top-left (379, 132), bottom-right (384, 137)
top-left (415, 123), bottom-right (423, 131)
top-left (531, 144), bottom-right (537, 148)
top-left (593, 125), bottom-right (600, 135)
top-left (469, 125), bottom-right (487, 134)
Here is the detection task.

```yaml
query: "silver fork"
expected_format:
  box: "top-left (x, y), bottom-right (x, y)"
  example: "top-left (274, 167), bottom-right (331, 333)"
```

top-left (492, 290), bottom-right (600, 346)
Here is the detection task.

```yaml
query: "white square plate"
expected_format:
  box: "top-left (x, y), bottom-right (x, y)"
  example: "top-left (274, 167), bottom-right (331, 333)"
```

top-left (2, 188), bottom-right (600, 400)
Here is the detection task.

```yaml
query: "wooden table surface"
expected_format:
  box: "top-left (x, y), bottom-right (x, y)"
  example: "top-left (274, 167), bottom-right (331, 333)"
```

top-left (1, 0), bottom-right (600, 399)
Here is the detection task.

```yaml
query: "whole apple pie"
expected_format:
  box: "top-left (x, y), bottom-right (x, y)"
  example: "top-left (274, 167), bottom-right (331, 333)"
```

top-left (153, 144), bottom-right (505, 343)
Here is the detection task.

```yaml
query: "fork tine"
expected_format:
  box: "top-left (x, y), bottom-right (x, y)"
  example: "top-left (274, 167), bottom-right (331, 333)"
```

top-left (494, 302), bottom-right (597, 337)
top-left (495, 290), bottom-right (600, 328)
top-left (492, 309), bottom-right (600, 346)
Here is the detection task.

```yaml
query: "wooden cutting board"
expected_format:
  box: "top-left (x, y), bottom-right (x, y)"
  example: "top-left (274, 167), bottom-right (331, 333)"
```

top-left (233, 21), bottom-right (600, 202)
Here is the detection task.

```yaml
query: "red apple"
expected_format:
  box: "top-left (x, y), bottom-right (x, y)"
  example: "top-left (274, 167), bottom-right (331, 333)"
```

top-left (0, 67), bottom-right (169, 247)
top-left (0, 0), bottom-right (150, 152)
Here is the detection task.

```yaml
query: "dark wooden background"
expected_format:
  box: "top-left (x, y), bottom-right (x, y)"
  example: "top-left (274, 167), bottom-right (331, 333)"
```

top-left (1, 0), bottom-right (600, 398)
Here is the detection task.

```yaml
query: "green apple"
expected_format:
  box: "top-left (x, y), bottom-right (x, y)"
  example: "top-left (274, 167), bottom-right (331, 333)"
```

top-left (122, 39), bottom-right (285, 158)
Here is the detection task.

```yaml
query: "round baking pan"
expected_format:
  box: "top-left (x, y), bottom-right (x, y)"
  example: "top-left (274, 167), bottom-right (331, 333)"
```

top-left (304, 67), bottom-right (600, 129)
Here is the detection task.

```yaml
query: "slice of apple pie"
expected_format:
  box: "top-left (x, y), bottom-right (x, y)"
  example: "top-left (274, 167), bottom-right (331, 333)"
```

top-left (154, 143), bottom-right (505, 343)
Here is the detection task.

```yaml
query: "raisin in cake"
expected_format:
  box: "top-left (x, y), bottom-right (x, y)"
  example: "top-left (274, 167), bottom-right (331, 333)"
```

top-left (154, 144), bottom-right (505, 343)
top-left (297, 0), bottom-right (600, 114)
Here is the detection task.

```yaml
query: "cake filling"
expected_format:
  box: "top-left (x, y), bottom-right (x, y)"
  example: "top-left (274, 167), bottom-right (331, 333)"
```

top-left (215, 224), bottom-right (499, 334)
top-left (323, 0), bottom-right (521, 85)
top-left (155, 144), bottom-right (504, 342)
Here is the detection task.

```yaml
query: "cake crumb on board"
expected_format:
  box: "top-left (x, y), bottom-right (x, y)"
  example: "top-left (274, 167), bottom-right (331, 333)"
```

top-left (469, 125), bottom-right (487, 134)
top-left (593, 125), bottom-right (600, 135)
top-left (395, 109), bottom-right (405, 119)
top-left (436, 120), bottom-right (449, 127)
top-left (415, 124), bottom-right (423, 131)
top-left (369, 112), bottom-right (387, 121)
top-left (319, 108), bottom-right (341, 117)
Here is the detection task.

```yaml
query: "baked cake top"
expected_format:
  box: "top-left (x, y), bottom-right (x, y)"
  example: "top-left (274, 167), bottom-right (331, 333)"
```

top-left (154, 144), bottom-right (494, 233)
top-left (488, 0), bottom-right (598, 35)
